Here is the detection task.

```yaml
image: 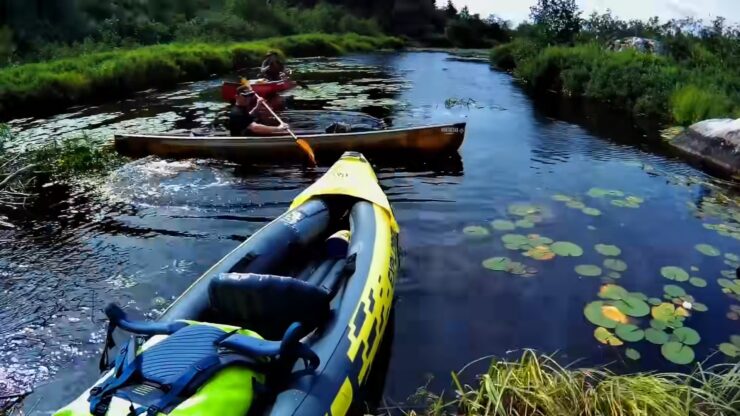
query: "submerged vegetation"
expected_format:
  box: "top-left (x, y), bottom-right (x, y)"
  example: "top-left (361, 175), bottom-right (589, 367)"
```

top-left (489, 1), bottom-right (740, 125)
top-left (410, 350), bottom-right (740, 416)
top-left (0, 33), bottom-right (402, 118)
top-left (0, 124), bottom-right (124, 219)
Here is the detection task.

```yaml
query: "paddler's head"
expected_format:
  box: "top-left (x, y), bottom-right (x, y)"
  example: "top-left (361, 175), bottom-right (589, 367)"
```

top-left (235, 84), bottom-right (255, 107)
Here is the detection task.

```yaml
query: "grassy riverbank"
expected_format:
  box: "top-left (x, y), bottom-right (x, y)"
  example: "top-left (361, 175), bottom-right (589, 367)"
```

top-left (0, 33), bottom-right (403, 118)
top-left (414, 351), bottom-right (740, 415)
top-left (490, 39), bottom-right (740, 125)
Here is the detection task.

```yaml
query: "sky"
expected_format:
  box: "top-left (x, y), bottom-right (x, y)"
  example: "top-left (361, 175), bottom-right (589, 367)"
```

top-left (454, 0), bottom-right (740, 25)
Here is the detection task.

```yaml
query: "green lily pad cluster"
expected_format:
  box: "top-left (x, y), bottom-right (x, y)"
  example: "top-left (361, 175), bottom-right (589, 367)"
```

top-left (488, 203), bottom-right (548, 232)
top-left (586, 188), bottom-right (644, 209)
top-left (551, 194), bottom-right (601, 216)
top-left (662, 285), bottom-right (708, 313)
top-left (725, 253), bottom-right (740, 269)
top-left (718, 335), bottom-right (740, 358)
top-left (718, 278), bottom-right (740, 301)
top-left (661, 327), bottom-right (700, 365)
top-left (482, 256), bottom-right (535, 277)
top-left (703, 222), bottom-right (740, 241)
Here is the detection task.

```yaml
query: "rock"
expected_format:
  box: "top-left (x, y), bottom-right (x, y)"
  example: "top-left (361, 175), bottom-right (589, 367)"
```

top-left (609, 37), bottom-right (665, 55)
top-left (667, 118), bottom-right (740, 176)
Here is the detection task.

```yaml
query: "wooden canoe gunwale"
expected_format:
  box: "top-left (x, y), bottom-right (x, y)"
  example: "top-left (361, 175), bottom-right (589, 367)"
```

top-left (115, 122), bottom-right (466, 162)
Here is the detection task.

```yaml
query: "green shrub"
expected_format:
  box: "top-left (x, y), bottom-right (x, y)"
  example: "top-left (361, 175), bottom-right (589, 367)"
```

top-left (671, 85), bottom-right (737, 125)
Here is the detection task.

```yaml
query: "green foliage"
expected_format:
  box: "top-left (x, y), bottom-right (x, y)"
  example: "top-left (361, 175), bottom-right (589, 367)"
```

top-left (29, 135), bottom-right (124, 178)
top-left (671, 85), bottom-right (738, 126)
top-left (489, 40), bottom-right (739, 124)
top-left (529, 0), bottom-right (582, 44)
top-left (0, 34), bottom-right (402, 117)
top-left (434, 350), bottom-right (740, 416)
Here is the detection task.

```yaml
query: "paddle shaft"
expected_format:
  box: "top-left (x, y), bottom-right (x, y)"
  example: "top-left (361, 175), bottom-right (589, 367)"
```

top-left (260, 101), bottom-right (298, 141)
top-left (258, 100), bottom-right (317, 165)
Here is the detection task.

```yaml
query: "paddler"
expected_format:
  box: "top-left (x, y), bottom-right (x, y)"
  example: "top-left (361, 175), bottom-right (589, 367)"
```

top-left (229, 84), bottom-right (289, 136)
top-left (260, 51), bottom-right (290, 81)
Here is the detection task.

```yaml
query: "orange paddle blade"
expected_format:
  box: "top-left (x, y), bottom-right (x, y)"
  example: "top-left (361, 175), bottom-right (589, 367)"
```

top-left (296, 138), bottom-right (317, 166)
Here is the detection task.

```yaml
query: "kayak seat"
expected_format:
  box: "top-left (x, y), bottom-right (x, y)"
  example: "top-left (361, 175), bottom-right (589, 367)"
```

top-left (209, 273), bottom-right (331, 340)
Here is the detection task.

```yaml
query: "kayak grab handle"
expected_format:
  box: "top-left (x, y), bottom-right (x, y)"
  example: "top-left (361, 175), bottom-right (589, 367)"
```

top-left (105, 303), bottom-right (186, 336)
top-left (220, 322), bottom-right (320, 370)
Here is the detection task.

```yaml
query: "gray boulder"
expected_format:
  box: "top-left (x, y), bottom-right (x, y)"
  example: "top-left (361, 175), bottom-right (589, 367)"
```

top-left (668, 118), bottom-right (740, 176)
top-left (609, 37), bottom-right (665, 55)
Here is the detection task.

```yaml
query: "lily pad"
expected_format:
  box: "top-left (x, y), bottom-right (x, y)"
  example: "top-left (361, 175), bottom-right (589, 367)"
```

top-left (625, 348), bottom-right (641, 360)
top-left (648, 297), bottom-right (663, 306)
top-left (607, 272), bottom-right (622, 279)
top-left (587, 188), bottom-right (609, 198)
top-left (501, 234), bottom-right (529, 247)
top-left (690, 266), bottom-right (700, 272)
top-left (692, 302), bottom-right (708, 312)
top-left (464, 226), bottom-right (490, 238)
top-left (584, 301), bottom-right (620, 328)
top-left (732, 335), bottom-right (740, 347)
top-left (650, 319), bottom-right (667, 330)
top-left (595, 244), bottom-right (621, 257)
top-left (673, 327), bottom-right (700, 346)
top-left (661, 342), bottom-right (695, 365)
top-left (594, 327), bottom-right (623, 346)
top-left (661, 266), bottom-right (689, 282)
top-left (725, 253), bottom-right (739, 262)
top-left (482, 257), bottom-right (511, 271)
top-left (663, 285), bottom-right (686, 298)
top-left (645, 328), bottom-right (670, 344)
top-left (604, 259), bottom-right (628, 272)
top-left (491, 220), bottom-right (516, 231)
top-left (525, 214), bottom-right (544, 224)
top-left (582, 207), bottom-right (601, 216)
top-left (566, 200), bottom-right (586, 209)
top-left (508, 262), bottom-right (528, 276)
top-left (576, 264), bottom-right (602, 277)
top-left (552, 194), bottom-right (572, 202)
top-left (695, 244), bottom-right (720, 257)
top-left (504, 243), bottom-right (521, 250)
top-left (526, 235), bottom-right (554, 246)
top-left (718, 343), bottom-right (739, 358)
top-left (515, 219), bottom-right (535, 229)
top-left (615, 324), bottom-right (645, 342)
top-left (599, 284), bottom-right (629, 300)
top-left (615, 297), bottom-right (650, 317)
top-left (652, 303), bottom-right (688, 328)
top-left (689, 277), bottom-right (707, 288)
top-left (526, 245), bottom-right (556, 261)
top-left (551, 242), bottom-right (583, 257)
top-left (508, 203), bottom-right (540, 217)
top-left (720, 270), bottom-right (736, 279)
top-left (611, 200), bottom-right (628, 208)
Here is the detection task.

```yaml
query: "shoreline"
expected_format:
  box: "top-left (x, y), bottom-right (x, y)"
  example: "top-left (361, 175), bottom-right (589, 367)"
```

top-left (0, 34), bottom-right (403, 121)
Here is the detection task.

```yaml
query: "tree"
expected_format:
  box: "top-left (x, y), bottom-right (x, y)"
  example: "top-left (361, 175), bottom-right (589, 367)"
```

top-left (529, 0), bottom-right (581, 44)
top-left (444, 0), bottom-right (457, 19)
top-left (459, 5), bottom-right (471, 20)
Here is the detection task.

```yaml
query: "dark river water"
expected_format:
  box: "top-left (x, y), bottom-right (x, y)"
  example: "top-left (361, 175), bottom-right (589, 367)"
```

top-left (2, 52), bottom-right (739, 414)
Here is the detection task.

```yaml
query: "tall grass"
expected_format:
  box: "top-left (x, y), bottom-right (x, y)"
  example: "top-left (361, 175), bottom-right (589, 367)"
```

top-left (490, 42), bottom-right (740, 125)
top-left (0, 33), bottom-right (403, 118)
top-left (411, 351), bottom-right (740, 416)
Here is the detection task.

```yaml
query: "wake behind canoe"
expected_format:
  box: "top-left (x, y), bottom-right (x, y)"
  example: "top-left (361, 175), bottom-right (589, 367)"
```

top-left (114, 122), bottom-right (466, 162)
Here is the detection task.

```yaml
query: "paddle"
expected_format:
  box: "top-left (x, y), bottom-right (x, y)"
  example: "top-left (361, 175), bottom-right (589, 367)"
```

top-left (260, 101), bottom-right (317, 166)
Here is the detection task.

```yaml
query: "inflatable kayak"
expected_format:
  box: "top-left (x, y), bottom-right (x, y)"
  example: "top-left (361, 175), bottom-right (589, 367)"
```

top-left (115, 122), bottom-right (466, 162)
top-left (222, 79), bottom-right (296, 101)
top-left (54, 152), bottom-right (400, 416)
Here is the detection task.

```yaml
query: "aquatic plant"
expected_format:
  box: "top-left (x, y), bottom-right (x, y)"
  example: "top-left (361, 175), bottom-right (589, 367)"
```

top-left (422, 350), bottom-right (740, 416)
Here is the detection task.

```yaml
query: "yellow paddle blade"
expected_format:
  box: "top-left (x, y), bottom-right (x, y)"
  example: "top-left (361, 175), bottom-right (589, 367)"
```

top-left (240, 77), bottom-right (250, 88)
top-left (295, 138), bottom-right (317, 166)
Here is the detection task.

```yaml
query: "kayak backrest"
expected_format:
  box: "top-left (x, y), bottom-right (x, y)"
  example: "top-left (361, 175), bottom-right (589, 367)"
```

top-left (208, 273), bottom-right (331, 340)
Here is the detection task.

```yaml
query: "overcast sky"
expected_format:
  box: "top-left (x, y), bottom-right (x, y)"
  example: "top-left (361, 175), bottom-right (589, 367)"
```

top-left (454, 0), bottom-right (740, 25)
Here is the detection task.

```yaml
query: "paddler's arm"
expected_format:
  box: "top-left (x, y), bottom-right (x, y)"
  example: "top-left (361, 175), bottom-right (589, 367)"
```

top-left (247, 122), bottom-right (289, 135)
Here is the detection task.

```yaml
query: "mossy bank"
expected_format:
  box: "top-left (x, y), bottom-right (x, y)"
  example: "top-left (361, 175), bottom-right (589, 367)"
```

top-left (0, 33), bottom-right (403, 119)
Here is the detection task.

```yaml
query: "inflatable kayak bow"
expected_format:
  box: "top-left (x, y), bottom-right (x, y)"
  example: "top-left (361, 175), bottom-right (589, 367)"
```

top-left (55, 152), bottom-right (399, 416)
